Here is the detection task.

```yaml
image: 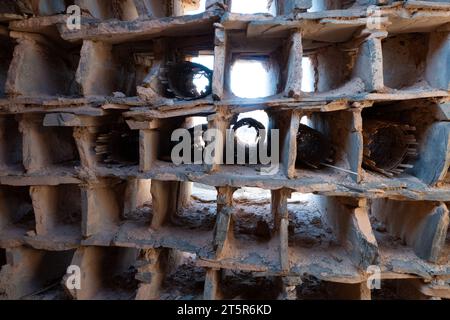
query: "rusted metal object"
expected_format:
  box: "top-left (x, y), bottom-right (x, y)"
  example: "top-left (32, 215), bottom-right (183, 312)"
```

top-left (296, 123), bottom-right (334, 169)
top-left (363, 120), bottom-right (417, 177)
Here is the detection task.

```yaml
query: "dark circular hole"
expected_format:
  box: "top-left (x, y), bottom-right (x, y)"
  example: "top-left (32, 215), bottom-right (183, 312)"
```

top-left (166, 61), bottom-right (213, 100)
top-left (366, 125), bottom-right (408, 171)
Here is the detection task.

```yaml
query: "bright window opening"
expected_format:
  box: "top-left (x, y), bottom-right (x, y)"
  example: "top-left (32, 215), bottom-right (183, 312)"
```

top-left (300, 115), bottom-right (311, 126)
top-left (191, 54), bottom-right (215, 96)
top-left (231, 0), bottom-right (277, 15)
top-left (184, 0), bottom-right (206, 15)
top-left (301, 57), bottom-right (315, 93)
top-left (308, 0), bottom-right (323, 12)
top-left (230, 59), bottom-right (277, 99)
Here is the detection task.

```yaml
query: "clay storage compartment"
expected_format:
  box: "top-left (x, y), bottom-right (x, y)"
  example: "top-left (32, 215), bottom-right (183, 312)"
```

top-left (0, 0), bottom-right (450, 301)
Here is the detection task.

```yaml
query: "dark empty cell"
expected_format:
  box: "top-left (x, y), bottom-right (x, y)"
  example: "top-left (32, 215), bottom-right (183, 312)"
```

top-left (81, 0), bottom-right (141, 20)
top-left (112, 42), bottom-right (156, 97)
top-left (0, 186), bottom-right (34, 231)
top-left (35, 0), bottom-right (74, 15)
top-left (0, 248), bottom-right (6, 267)
top-left (158, 117), bottom-right (187, 162)
top-left (0, 39), bottom-right (14, 98)
top-left (0, 115), bottom-right (23, 170)
top-left (15, 41), bottom-right (81, 97)
top-left (382, 34), bottom-right (429, 90)
top-left (146, 0), bottom-right (171, 17)
top-left (0, 0), bottom-right (32, 15)
top-left (35, 249), bottom-right (75, 286)
top-left (57, 185), bottom-right (82, 226)
top-left (96, 123), bottom-right (139, 165)
top-left (45, 127), bottom-right (80, 167)
top-left (221, 270), bottom-right (280, 300)
top-left (160, 252), bottom-right (206, 300)
top-left (98, 247), bottom-right (139, 299)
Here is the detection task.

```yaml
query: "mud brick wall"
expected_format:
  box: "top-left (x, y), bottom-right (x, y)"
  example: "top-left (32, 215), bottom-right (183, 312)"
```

top-left (0, 0), bottom-right (450, 300)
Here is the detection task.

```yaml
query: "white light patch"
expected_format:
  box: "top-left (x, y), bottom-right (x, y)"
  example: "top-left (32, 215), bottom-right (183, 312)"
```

top-left (231, 0), bottom-right (277, 15)
top-left (230, 60), bottom-right (276, 99)
top-left (190, 116), bottom-right (208, 127)
top-left (191, 55), bottom-right (214, 96)
top-left (301, 57), bottom-right (315, 93)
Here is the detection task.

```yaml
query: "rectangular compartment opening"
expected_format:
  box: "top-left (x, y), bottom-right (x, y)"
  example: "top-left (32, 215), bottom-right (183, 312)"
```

top-left (158, 115), bottom-right (209, 165)
top-left (160, 38), bottom-right (214, 101)
top-left (31, 0), bottom-right (74, 16)
top-left (19, 248), bottom-right (75, 300)
top-left (95, 121), bottom-right (140, 166)
top-left (78, 0), bottom-right (155, 21)
top-left (96, 247), bottom-right (139, 299)
top-left (294, 110), bottom-right (357, 182)
top-left (0, 186), bottom-right (35, 237)
top-left (159, 250), bottom-right (206, 299)
top-left (39, 126), bottom-right (80, 170)
top-left (78, 246), bottom-right (139, 300)
top-left (0, 248), bottom-right (6, 268)
top-left (361, 100), bottom-right (438, 179)
top-left (303, 40), bottom-right (368, 96)
top-left (308, 0), bottom-right (360, 12)
top-left (32, 184), bottom-right (82, 239)
top-left (169, 182), bottom-right (217, 231)
top-left (0, 115), bottom-right (23, 172)
top-left (382, 32), bottom-right (449, 92)
top-left (116, 181), bottom-right (215, 255)
top-left (229, 0), bottom-right (277, 15)
top-left (122, 180), bottom-right (153, 224)
top-left (371, 199), bottom-right (449, 265)
top-left (229, 55), bottom-right (279, 99)
top-left (0, 35), bottom-right (15, 98)
top-left (9, 38), bottom-right (81, 97)
top-left (109, 41), bottom-right (155, 97)
top-left (288, 193), bottom-right (337, 248)
top-left (225, 29), bottom-right (296, 100)
top-left (90, 35), bottom-right (215, 100)
top-left (220, 269), bottom-right (280, 299)
top-left (232, 187), bottom-right (272, 241)
top-left (288, 195), bottom-right (368, 281)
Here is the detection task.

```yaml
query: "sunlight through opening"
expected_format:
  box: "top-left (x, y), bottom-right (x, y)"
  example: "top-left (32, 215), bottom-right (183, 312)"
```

top-left (231, 0), bottom-right (277, 15)
top-left (230, 59), bottom-right (276, 99)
